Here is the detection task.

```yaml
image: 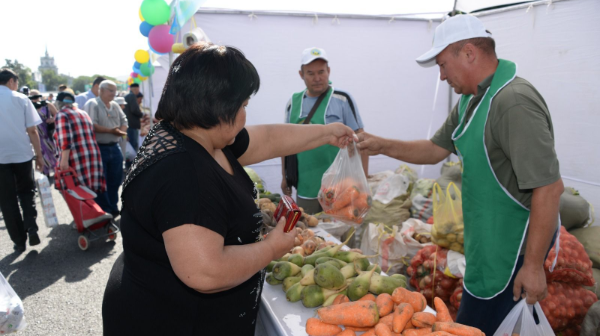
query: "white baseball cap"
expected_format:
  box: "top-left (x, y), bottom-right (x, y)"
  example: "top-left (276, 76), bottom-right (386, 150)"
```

top-left (416, 14), bottom-right (492, 68)
top-left (301, 47), bottom-right (329, 66)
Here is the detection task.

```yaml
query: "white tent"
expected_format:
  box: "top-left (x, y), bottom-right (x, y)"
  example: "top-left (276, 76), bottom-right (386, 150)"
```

top-left (146, 0), bottom-right (600, 222)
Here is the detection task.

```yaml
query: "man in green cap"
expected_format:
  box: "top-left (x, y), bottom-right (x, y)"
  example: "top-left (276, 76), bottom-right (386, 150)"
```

top-left (357, 14), bottom-right (563, 334)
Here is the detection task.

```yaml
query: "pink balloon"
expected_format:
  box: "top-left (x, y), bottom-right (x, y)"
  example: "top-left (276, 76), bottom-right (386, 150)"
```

top-left (130, 72), bottom-right (138, 78)
top-left (148, 24), bottom-right (174, 54)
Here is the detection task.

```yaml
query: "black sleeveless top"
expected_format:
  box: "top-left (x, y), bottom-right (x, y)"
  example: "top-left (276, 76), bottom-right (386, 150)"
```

top-left (102, 122), bottom-right (265, 335)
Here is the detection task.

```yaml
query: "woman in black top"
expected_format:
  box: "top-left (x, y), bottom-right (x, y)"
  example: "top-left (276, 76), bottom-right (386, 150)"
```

top-left (102, 43), bottom-right (355, 335)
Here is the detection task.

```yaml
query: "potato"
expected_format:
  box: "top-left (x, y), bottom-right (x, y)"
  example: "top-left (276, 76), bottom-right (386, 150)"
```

top-left (258, 198), bottom-right (273, 206)
top-left (446, 233), bottom-right (457, 243)
top-left (449, 242), bottom-right (463, 252)
top-left (307, 216), bottom-right (319, 227)
top-left (295, 221), bottom-right (306, 230)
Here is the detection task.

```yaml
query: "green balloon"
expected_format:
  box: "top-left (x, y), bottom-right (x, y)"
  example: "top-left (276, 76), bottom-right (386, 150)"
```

top-left (133, 77), bottom-right (142, 84)
top-left (140, 62), bottom-right (155, 76)
top-left (140, 0), bottom-right (171, 26)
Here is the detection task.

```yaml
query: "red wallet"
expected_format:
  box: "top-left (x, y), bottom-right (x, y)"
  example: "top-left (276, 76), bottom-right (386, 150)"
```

top-left (274, 195), bottom-right (302, 233)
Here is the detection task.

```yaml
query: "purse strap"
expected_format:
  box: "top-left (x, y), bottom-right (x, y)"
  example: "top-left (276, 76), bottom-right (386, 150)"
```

top-left (302, 86), bottom-right (331, 124)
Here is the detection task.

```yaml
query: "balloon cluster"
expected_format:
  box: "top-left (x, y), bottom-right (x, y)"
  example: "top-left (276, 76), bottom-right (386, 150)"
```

top-left (127, 0), bottom-right (174, 85)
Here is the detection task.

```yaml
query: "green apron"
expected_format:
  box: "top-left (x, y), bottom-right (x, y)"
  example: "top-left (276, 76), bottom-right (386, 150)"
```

top-left (452, 59), bottom-right (530, 299)
top-left (289, 88), bottom-right (339, 199)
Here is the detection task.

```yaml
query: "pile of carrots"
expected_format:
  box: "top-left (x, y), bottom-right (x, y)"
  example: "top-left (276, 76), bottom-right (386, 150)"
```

top-left (319, 178), bottom-right (372, 224)
top-left (306, 287), bottom-right (485, 336)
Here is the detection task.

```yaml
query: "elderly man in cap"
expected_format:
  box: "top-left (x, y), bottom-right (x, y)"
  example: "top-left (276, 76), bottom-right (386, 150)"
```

top-left (281, 47), bottom-right (368, 215)
top-left (85, 80), bottom-right (128, 217)
top-left (357, 15), bottom-right (562, 333)
top-left (0, 68), bottom-right (43, 251)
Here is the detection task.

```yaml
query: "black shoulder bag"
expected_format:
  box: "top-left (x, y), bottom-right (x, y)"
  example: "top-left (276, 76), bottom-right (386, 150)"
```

top-left (284, 86), bottom-right (331, 189)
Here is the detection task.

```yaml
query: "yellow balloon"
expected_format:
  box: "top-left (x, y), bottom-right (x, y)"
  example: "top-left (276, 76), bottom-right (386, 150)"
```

top-left (139, 75), bottom-right (148, 81)
top-left (134, 50), bottom-right (150, 64)
top-left (139, 8), bottom-right (144, 21)
top-left (172, 43), bottom-right (186, 54)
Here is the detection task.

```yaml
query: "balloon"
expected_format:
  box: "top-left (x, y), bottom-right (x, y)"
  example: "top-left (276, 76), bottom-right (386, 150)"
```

top-left (172, 43), bottom-right (186, 54)
top-left (139, 75), bottom-right (148, 81)
top-left (130, 72), bottom-right (138, 78)
top-left (139, 8), bottom-right (144, 21)
top-left (140, 62), bottom-right (155, 77)
top-left (127, 78), bottom-right (134, 85)
top-left (133, 77), bottom-right (142, 84)
top-left (140, 0), bottom-right (170, 26)
top-left (133, 61), bottom-right (141, 69)
top-left (132, 66), bottom-right (142, 74)
top-left (139, 21), bottom-right (154, 37)
top-left (148, 41), bottom-right (167, 55)
top-left (134, 49), bottom-right (150, 64)
top-left (148, 24), bottom-right (174, 54)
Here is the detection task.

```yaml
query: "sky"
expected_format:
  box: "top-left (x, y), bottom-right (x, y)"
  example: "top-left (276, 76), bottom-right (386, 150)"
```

top-left (0, 0), bottom-right (457, 80)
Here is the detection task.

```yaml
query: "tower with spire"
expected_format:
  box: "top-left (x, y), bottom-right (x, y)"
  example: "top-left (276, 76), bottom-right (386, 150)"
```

top-left (39, 46), bottom-right (58, 73)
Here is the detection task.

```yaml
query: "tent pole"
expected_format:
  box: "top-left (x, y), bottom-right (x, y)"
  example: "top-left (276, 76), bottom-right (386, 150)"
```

top-left (452, 0), bottom-right (458, 16)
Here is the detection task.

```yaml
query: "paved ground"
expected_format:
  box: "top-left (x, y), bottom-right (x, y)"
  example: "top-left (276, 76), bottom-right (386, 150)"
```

top-left (0, 185), bottom-right (122, 336)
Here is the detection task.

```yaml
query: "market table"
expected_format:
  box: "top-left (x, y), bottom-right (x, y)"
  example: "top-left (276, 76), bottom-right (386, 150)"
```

top-left (256, 227), bottom-right (435, 336)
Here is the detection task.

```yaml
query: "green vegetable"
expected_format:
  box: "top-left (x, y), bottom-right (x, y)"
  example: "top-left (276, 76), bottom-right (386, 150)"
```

top-left (314, 263), bottom-right (346, 289)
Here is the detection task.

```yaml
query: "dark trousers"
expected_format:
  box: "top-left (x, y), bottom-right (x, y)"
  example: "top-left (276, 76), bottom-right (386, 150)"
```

top-left (126, 128), bottom-right (139, 152)
top-left (96, 144), bottom-right (123, 215)
top-left (456, 230), bottom-right (557, 335)
top-left (0, 160), bottom-right (38, 246)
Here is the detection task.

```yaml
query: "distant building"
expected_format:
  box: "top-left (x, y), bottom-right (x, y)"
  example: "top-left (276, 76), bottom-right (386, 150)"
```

top-left (39, 47), bottom-right (58, 73)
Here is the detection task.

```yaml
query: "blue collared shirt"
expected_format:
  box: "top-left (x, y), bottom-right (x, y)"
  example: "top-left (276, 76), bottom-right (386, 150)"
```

top-left (75, 89), bottom-right (96, 110)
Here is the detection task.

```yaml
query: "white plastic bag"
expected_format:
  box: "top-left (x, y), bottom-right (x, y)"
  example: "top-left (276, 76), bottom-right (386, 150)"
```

top-left (35, 172), bottom-right (58, 227)
top-left (400, 218), bottom-right (433, 258)
top-left (318, 143), bottom-right (371, 225)
top-left (493, 299), bottom-right (554, 336)
top-left (0, 272), bottom-right (26, 334)
top-left (360, 223), bottom-right (408, 274)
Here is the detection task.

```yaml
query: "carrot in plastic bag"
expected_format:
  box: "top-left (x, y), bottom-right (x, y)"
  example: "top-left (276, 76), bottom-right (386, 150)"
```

top-left (353, 193), bottom-right (372, 211)
top-left (332, 186), bottom-right (361, 210)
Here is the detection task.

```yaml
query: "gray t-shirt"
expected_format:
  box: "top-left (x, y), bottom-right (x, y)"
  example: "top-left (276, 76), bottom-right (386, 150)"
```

top-left (431, 75), bottom-right (560, 210)
top-left (86, 98), bottom-right (128, 144)
top-left (0, 86), bottom-right (42, 163)
top-left (285, 88), bottom-right (364, 131)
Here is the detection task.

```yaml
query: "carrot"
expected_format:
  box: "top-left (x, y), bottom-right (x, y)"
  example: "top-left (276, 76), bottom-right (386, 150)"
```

top-left (344, 326), bottom-right (372, 332)
top-left (359, 293), bottom-right (377, 302)
top-left (353, 193), bottom-right (372, 210)
top-left (326, 205), bottom-right (359, 221)
top-left (378, 314), bottom-right (394, 330)
top-left (411, 312), bottom-right (436, 328)
top-left (376, 293), bottom-right (394, 317)
top-left (404, 320), bottom-right (415, 330)
top-left (432, 322), bottom-right (484, 336)
top-left (392, 288), bottom-right (426, 312)
top-left (362, 329), bottom-right (377, 336)
top-left (305, 317), bottom-right (343, 336)
top-left (402, 328), bottom-right (432, 336)
top-left (392, 287), bottom-right (408, 304)
top-left (333, 294), bottom-right (350, 305)
top-left (433, 297), bottom-right (453, 322)
top-left (422, 332), bottom-right (455, 336)
top-left (336, 329), bottom-right (357, 336)
top-left (392, 303), bottom-right (414, 333)
top-left (332, 186), bottom-right (361, 210)
top-left (375, 323), bottom-right (394, 336)
top-left (317, 301), bottom-right (379, 327)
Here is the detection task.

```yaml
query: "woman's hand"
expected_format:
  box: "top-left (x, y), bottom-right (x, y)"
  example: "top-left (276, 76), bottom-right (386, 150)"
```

top-left (326, 123), bottom-right (358, 148)
top-left (264, 217), bottom-right (296, 260)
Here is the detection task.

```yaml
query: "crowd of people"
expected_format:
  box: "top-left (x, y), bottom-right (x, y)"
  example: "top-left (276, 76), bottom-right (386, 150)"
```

top-left (0, 70), bottom-right (147, 250)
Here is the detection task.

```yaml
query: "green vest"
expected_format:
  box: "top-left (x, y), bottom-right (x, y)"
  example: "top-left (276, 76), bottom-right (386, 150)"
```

top-left (289, 88), bottom-right (339, 198)
top-left (452, 60), bottom-right (530, 299)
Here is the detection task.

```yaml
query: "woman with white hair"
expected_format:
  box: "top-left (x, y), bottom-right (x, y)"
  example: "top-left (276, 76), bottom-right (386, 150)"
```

top-left (54, 90), bottom-right (105, 194)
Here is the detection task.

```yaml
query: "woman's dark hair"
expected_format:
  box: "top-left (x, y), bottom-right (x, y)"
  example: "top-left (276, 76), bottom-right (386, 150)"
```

top-left (156, 43), bottom-right (260, 130)
top-left (0, 68), bottom-right (18, 85)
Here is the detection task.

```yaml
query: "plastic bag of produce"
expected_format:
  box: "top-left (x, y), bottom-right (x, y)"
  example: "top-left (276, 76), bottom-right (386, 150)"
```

top-left (435, 161), bottom-right (462, 192)
top-left (569, 226), bottom-right (600, 269)
top-left (318, 143), bottom-right (371, 225)
top-left (410, 178), bottom-right (435, 221)
top-left (360, 223), bottom-right (408, 275)
top-left (362, 174), bottom-right (412, 228)
top-left (544, 226), bottom-right (595, 286)
top-left (539, 281), bottom-right (598, 333)
top-left (580, 301), bottom-right (600, 336)
top-left (493, 299), bottom-right (554, 336)
top-left (394, 164), bottom-right (418, 186)
top-left (400, 218), bottom-right (433, 258)
top-left (431, 182), bottom-right (464, 253)
top-left (560, 187), bottom-right (592, 231)
top-left (367, 170), bottom-right (394, 195)
top-left (0, 272), bottom-right (26, 334)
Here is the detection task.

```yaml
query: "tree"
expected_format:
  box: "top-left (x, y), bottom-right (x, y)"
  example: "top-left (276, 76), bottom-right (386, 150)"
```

top-left (72, 74), bottom-right (117, 94)
top-left (3, 59), bottom-right (37, 90)
top-left (40, 70), bottom-right (70, 91)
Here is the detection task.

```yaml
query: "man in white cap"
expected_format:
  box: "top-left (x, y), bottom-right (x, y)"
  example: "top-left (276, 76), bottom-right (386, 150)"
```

top-left (281, 47), bottom-right (368, 214)
top-left (357, 15), bottom-right (562, 333)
